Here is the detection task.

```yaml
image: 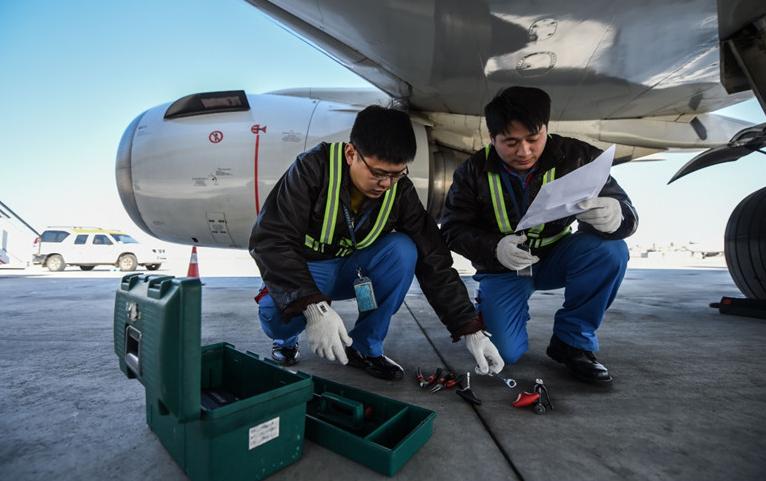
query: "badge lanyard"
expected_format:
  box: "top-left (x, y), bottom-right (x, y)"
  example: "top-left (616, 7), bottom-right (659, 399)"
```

top-left (341, 205), bottom-right (378, 311)
top-left (498, 164), bottom-right (531, 224)
top-left (498, 161), bottom-right (536, 277)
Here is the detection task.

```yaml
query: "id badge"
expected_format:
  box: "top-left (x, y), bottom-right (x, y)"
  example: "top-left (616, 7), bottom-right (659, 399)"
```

top-left (353, 276), bottom-right (378, 312)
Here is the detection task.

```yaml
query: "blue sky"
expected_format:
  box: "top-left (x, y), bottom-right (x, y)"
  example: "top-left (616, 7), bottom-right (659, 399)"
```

top-left (1, 0), bottom-right (764, 250)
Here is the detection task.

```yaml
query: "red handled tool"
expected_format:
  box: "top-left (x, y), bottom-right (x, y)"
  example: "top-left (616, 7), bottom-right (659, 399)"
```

top-left (431, 373), bottom-right (462, 393)
top-left (429, 371), bottom-right (451, 393)
top-left (513, 378), bottom-right (553, 414)
top-left (417, 368), bottom-right (442, 388)
top-left (416, 367), bottom-right (426, 387)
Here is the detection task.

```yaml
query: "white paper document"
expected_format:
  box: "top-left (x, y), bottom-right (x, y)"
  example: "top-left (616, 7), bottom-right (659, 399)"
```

top-left (515, 145), bottom-right (616, 231)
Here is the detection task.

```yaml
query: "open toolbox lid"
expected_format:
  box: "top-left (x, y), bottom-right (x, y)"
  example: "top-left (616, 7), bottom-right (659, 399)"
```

top-left (114, 274), bottom-right (202, 422)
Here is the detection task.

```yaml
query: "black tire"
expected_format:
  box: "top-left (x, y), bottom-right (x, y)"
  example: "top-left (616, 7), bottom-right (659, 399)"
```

top-left (79, 265), bottom-right (95, 271)
top-left (46, 254), bottom-right (66, 272)
top-left (724, 186), bottom-right (766, 299)
top-left (118, 253), bottom-right (138, 272)
top-left (145, 264), bottom-right (161, 271)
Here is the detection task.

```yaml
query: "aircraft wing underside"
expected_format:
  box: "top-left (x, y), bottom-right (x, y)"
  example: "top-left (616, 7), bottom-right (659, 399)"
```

top-left (244, 0), bottom-right (758, 122)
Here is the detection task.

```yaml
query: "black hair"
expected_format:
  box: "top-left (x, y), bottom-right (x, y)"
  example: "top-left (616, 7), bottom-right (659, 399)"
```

top-left (484, 86), bottom-right (551, 137)
top-left (349, 105), bottom-right (416, 165)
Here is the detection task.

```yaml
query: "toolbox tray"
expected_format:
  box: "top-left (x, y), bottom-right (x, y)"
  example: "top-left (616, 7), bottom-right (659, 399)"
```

top-left (306, 376), bottom-right (436, 476)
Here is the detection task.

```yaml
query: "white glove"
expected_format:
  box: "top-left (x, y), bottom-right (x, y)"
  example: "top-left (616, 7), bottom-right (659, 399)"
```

top-left (576, 197), bottom-right (622, 233)
top-left (303, 301), bottom-right (352, 364)
top-left (465, 331), bottom-right (505, 375)
top-left (496, 234), bottom-right (539, 271)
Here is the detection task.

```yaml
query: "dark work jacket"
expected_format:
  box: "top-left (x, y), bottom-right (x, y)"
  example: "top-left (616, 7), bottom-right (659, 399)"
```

top-left (249, 142), bottom-right (481, 340)
top-left (440, 134), bottom-right (638, 274)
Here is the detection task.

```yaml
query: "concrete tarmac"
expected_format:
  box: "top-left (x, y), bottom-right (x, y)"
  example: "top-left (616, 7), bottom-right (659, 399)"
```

top-left (1, 254), bottom-right (765, 480)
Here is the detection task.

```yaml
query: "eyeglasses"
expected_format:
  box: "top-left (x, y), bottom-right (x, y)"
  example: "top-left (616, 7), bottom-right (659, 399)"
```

top-left (352, 145), bottom-right (408, 182)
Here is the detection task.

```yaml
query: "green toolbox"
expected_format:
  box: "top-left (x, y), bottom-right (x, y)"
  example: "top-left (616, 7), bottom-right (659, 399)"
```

top-left (113, 274), bottom-right (313, 481)
top-left (306, 376), bottom-right (436, 476)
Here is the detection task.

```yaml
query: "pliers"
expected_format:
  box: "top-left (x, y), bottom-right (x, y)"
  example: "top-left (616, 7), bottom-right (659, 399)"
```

top-left (431, 373), bottom-right (463, 393)
top-left (417, 367), bottom-right (442, 389)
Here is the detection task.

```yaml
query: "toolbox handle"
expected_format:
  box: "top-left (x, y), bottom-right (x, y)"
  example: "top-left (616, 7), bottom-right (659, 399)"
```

top-left (315, 392), bottom-right (365, 430)
top-left (147, 276), bottom-right (175, 299)
top-left (321, 393), bottom-right (363, 418)
top-left (119, 274), bottom-right (143, 291)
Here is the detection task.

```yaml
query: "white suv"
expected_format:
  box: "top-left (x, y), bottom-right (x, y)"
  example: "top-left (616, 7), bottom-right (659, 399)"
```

top-left (32, 227), bottom-right (166, 272)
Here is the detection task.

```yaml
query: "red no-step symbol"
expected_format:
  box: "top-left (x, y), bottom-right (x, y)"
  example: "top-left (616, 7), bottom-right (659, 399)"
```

top-left (209, 131), bottom-right (223, 143)
top-left (251, 124), bottom-right (267, 134)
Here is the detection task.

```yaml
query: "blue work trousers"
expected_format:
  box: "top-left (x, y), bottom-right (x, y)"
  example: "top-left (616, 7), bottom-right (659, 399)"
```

top-left (257, 232), bottom-right (417, 358)
top-left (474, 231), bottom-right (629, 364)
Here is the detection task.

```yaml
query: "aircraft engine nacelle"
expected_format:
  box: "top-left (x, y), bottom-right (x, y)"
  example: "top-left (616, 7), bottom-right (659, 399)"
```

top-left (115, 90), bottom-right (448, 248)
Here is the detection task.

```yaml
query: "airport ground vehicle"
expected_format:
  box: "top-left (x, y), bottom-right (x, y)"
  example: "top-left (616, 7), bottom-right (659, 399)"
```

top-left (32, 227), bottom-right (166, 272)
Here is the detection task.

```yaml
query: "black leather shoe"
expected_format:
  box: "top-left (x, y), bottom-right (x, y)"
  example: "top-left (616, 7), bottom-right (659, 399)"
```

top-left (546, 334), bottom-right (612, 385)
top-left (271, 342), bottom-right (301, 366)
top-left (345, 346), bottom-right (404, 380)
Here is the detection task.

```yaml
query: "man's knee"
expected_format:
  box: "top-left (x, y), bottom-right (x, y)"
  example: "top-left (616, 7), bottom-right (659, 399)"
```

top-left (577, 235), bottom-right (628, 270)
top-left (384, 232), bottom-right (417, 263)
top-left (493, 337), bottom-right (527, 365)
top-left (369, 233), bottom-right (417, 281)
top-left (599, 239), bottom-right (629, 272)
top-left (601, 238), bottom-right (628, 259)
top-left (257, 294), bottom-right (303, 339)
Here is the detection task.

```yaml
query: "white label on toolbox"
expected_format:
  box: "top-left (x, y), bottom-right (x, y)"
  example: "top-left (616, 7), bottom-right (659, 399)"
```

top-left (248, 417), bottom-right (280, 450)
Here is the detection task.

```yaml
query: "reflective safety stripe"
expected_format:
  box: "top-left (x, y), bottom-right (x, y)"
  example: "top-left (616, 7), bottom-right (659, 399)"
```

top-left (527, 226), bottom-right (571, 248)
top-left (304, 142), bottom-right (397, 257)
top-left (320, 142), bottom-right (343, 245)
top-left (525, 168), bottom-right (557, 240)
top-left (488, 174), bottom-right (513, 234)
top-left (304, 235), bottom-right (325, 253)
top-left (356, 183), bottom-right (397, 249)
top-left (485, 146), bottom-right (567, 247)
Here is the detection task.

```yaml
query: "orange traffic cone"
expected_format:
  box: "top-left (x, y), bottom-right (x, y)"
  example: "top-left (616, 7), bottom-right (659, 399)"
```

top-left (187, 246), bottom-right (200, 278)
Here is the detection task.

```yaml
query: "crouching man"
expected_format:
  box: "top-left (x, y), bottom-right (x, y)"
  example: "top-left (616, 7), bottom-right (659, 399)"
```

top-left (441, 87), bottom-right (638, 385)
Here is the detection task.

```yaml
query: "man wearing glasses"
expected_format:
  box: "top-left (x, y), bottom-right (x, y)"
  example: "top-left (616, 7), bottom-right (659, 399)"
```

top-left (250, 105), bottom-right (503, 380)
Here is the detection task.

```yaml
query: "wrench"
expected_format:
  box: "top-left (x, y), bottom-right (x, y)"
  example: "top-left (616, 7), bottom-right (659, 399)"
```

top-left (494, 373), bottom-right (517, 389)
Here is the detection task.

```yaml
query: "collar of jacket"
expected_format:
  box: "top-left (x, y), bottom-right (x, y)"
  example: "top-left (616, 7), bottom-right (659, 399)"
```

top-left (334, 142), bottom-right (386, 216)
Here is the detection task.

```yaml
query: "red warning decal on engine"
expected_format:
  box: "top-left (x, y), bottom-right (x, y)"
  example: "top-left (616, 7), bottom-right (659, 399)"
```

top-left (209, 131), bottom-right (223, 143)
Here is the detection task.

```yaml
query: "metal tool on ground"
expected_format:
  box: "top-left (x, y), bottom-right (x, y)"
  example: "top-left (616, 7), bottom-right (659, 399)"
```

top-left (417, 367), bottom-right (442, 389)
top-left (493, 373), bottom-right (517, 389)
top-left (429, 371), bottom-right (451, 393)
top-left (456, 372), bottom-right (482, 405)
top-left (513, 378), bottom-right (554, 414)
top-left (431, 373), bottom-right (462, 393)
top-left (533, 378), bottom-right (553, 414)
top-left (512, 391), bottom-right (540, 408)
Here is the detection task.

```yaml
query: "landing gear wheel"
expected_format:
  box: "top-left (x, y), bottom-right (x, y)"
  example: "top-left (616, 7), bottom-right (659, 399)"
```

top-left (79, 265), bottom-right (95, 271)
top-left (725, 186), bottom-right (766, 299)
top-left (534, 404), bottom-right (546, 415)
